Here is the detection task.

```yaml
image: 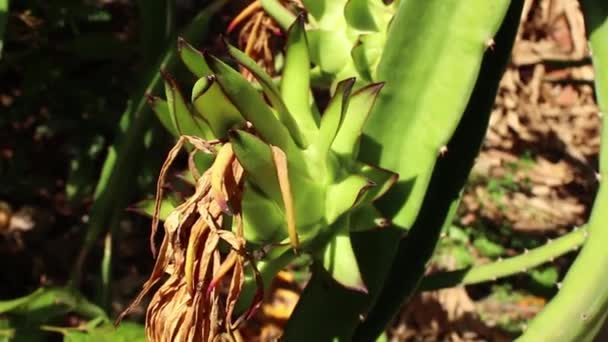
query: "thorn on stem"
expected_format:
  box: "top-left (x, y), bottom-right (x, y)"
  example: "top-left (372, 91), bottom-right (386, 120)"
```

top-left (485, 38), bottom-right (495, 50)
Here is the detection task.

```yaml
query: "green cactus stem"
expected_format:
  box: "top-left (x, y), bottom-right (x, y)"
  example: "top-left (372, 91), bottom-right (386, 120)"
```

top-left (354, 1), bottom-right (524, 339)
top-left (517, 2), bottom-right (608, 340)
top-left (359, 0), bottom-right (512, 229)
top-left (419, 226), bottom-right (588, 292)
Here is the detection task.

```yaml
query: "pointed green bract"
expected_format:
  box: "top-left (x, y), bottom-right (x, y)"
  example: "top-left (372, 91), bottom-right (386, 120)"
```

top-left (191, 75), bottom-right (245, 138)
top-left (177, 37), bottom-right (211, 78)
top-left (205, 53), bottom-right (300, 156)
top-left (325, 174), bottom-right (370, 223)
top-left (323, 219), bottom-right (367, 292)
top-left (356, 163), bottom-right (397, 203)
top-left (331, 82), bottom-right (384, 156)
top-left (241, 181), bottom-right (287, 244)
top-left (146, 95), bottom-right (177, 137)
top-left (229, 130), bottom-right (282, 206)
top-left (351, 34), bottom-right (385, 83)
top-left (281, 16), bottom-right (319, 138)
top-left (282, 263), bottom-right (368, 341)
top-left (317, 78), bottom-right (355, 156)
top-left (162, 72), bottom-right (212, 139)
top-left (225, 40), bottom-right (307, 148)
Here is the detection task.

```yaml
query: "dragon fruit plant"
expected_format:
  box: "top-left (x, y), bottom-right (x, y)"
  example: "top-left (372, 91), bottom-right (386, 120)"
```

top-left (118, 17), bottom-right (396, 341)
top-left (117, 0), bottom-right (608, 341)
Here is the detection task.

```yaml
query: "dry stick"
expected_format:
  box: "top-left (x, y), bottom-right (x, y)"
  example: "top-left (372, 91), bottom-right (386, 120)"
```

top-left (271, 145), bottom-right (299, 252)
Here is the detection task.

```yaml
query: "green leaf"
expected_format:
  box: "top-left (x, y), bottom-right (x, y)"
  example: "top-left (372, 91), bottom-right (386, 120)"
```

top-left (229, 129), bottom-right (324, 236)
top-left (317, 78), bottom-right (355, 156)
top-left (355, 163), bottom-right (397, 204)
top-left (229, 130), bottom-right (282, 206)
top-left (225, 40), bottom-right (307, 147)
top-left (351, 34), bottom-right (385, 83)
top-left (205, 53), bottom-right (301, 157)
top-left (331, 82), bottom-right (383, 157)
top-left (241, 181), bottom-right (287, 244)
top-left (281, 15), bottom-right (318, 139)
top-left (129, 198), bottom-right (175, 221)
top-left (0, 288), bottom-right (107, 323)
top-left (177, 37), bottom-right (211, 78)
top-left (529, 266), bottom-right (559, 289)
top-left (283, 263), bottom-right (368, 341)
top-left (191, 75), bottom-right (245, 138)
top-left (162, 71), bottom-right (212, 139)
top-left (146, 95), bottom-right (178, 137)
top-left (323, 218), bottom-right (367, 292)
top-left (326, 174), bottom-right (370, 223)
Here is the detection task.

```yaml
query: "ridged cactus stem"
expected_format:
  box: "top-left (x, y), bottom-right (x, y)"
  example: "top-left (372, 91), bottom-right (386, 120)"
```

top-left (517, 2), bottom-right (608, 340)
top-left (419, 226), bottom-right (588, 292)
top-left (354, 1), bottom-right (524, 339)
top-left (359, 0), bottom-right (512, 229)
